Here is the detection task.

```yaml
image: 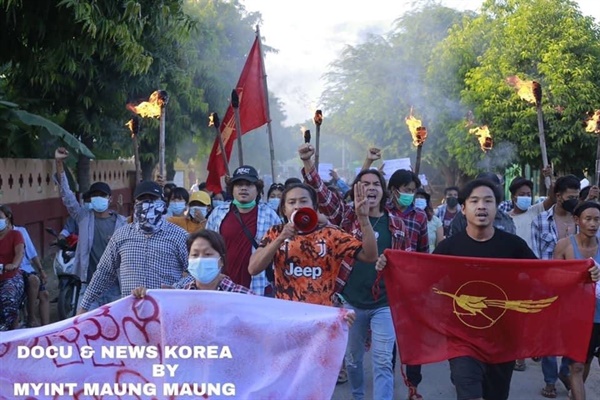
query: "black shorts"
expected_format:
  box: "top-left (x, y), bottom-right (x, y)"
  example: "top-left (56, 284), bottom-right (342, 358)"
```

top-left (22, 271), bottom-right (46, 292)
top-left (449, 356), bottom-right (514, 400)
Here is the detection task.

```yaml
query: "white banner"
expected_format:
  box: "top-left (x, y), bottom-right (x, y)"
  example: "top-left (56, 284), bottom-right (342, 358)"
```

top-left (0, 291), bottom-right (348, 399)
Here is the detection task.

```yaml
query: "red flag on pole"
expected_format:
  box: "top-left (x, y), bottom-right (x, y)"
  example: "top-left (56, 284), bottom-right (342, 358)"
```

top-left (383, 250), bottom-right (596, 365)
top-left (206, 37), bottom-right (268, 194)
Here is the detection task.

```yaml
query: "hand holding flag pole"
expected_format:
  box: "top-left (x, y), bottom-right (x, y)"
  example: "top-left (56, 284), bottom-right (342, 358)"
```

top-left (209, 112), bottom-right (230, 176)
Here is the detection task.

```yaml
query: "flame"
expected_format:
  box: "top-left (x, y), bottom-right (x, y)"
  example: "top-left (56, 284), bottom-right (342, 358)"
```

top-left (506, 76), bottom-right (539, 105)
top-left (469, 125), bottom-right (493, 152)
top-left (405, 115), bottom-right (427, 146)
top-left (585, 110), bottom-right (600, 134)
top-left (125, 119), bottom-right (138, 138)
top-left (126, 90), bottom-right (166, 118)
top-left (314, 109), bottom-right (323, 126)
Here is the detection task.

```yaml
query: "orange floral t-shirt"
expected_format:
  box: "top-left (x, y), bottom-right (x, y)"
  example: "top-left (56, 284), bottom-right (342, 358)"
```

top-left (259, 225), bottom-right (363, 306)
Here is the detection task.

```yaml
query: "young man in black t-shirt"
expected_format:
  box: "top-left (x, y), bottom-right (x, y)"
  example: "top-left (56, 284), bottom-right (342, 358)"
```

top-left (432, 179), bottom-right (536, 400)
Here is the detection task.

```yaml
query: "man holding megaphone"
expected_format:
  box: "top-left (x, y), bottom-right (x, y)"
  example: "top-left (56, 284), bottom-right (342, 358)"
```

top-left (248, 181), bottom-right (378, 307)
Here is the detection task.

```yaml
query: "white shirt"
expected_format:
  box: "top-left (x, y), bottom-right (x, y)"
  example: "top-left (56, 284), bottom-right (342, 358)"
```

top-left (510, 201), bottom-right (546, 251)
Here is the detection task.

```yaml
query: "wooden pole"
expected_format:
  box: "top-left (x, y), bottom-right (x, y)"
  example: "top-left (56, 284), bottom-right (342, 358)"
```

top-left (314, 110), bottom-right (323, 172)
top-left (231, 89), bottom-right (244, 166)
top-left (536, 104), bottom-right (551, 190)
top-left (159, 106), bottom-right (166, 178)
top-left (415, 144), bottom-right (423, 175)
top-left (209, 112), bottom-right (230, 176)
top-left (132, 134), bottom-right (142, 183)
top-left (256, 25), bottom-right (276, 181)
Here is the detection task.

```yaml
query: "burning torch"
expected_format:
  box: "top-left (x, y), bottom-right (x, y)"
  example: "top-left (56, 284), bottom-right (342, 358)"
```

top-left (126, 89), bottom-right (169, 178)
top-left (585, 110), bottom-right (600, 185)
top-left (209, 112), bottom-right (230, 176)
top-left (469, 125), bottom-right (493, 152)
top-left (314, 110), bottom-right (323, 171)
top-left (405, 110), bottom-right (427, 175)
top-left (507, 76), bottom-right (550, 190)
top-left (125, 117), bottom-right (142, 183)
top-left (231, 89), bottom-right (244, 167)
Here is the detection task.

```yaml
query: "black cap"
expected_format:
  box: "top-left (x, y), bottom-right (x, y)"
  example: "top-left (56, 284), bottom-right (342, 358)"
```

top-left (134, 181), bottom-right (163, 200)
top-left (88, 182), bottom-right (111, 196)
top-left (230, 165), bottom-right (259, 184)
top-left (476, 172), bottom-right (501, 186)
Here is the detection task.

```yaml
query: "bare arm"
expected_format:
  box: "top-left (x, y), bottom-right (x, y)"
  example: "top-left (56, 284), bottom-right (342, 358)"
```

top-left (248, 224), bottom-right (296, 276)
top-left (552, 238), bottom-right (568, 260)
top-left (361, 147), bottom-right (381, 171)
top-left (5, 243), bottom-right (25, 272)
top-left (353, 183), bottom-right (378, 263)
top-left (542, 166), bottom-right (556, 210)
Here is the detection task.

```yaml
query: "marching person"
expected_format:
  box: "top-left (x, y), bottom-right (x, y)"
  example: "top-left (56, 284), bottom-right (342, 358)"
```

top-left (300, 143), bottom-right (409, 400)
top-left (55, 147), bottom-right (126, 310)
top-left (168, 190), bottom-right (212, 233)
top-left (207, 165), bottom-right (281, 296)
top-left (77, 181), bottom-right (189, 314)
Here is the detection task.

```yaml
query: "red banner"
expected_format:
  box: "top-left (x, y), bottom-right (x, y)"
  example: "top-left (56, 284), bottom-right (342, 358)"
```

top-left (383, 250), bottom-right (596, 365)
top-left (206, 37), bottom-right (268, 194)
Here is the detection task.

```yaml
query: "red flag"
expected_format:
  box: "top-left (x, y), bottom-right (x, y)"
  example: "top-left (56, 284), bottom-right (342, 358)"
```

top-left (206, 37), bottom-right (268, 193)
top-left (384, 250), bottom-right (596, 365)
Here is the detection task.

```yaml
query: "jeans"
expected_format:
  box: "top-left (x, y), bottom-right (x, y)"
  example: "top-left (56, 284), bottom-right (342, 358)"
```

top-left (344, 304), bottom-right (396, 400)
top-left (541, 356), bottom-right (571, 385)
top-left (79, 282), bottom-right (121, 310)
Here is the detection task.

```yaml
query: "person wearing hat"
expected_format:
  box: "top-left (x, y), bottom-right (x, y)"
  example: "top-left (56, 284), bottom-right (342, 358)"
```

top-left (447, 172), bottom-right (516, 237)
top-left (168, 190), bottom-right (212, 233)
top-left (206, 165), bottom-right (281, 296)
top-left (77, 180), bottom-right (189, 314)
top-left (55, 148), bottom-right (127, 310)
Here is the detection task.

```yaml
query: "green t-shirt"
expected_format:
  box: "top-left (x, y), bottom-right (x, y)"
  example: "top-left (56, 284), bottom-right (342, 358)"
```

top-left (342, 213), bottom-right (392, 309)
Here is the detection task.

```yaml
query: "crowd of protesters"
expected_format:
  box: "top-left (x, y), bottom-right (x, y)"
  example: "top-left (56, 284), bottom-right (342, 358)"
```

top-left (0, 144), bottom-right (599, 400)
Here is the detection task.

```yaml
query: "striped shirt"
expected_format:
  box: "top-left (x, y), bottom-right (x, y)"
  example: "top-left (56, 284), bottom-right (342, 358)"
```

top-left (79, 222), bottom-right (189, 310)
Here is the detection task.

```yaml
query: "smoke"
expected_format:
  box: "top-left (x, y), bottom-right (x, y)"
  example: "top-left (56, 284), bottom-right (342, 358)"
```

top-left (476, 141), bottom-right (518, 172)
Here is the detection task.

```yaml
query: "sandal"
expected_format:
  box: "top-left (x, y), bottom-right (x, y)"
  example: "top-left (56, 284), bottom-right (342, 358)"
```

top-left (513, 360), bottom-right (526, 371)
top-left (558, 372), bottom-right (571, 391)
top-left (336, 366), bottom-right (348, 385)
top-left (541, 384), bottom-right (557, 398)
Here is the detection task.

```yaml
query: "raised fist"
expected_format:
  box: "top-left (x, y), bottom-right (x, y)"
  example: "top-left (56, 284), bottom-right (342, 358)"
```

top-left (55, 147), bottom-right (69, 160)
top-left (298, 143), bottom-right (315, 161)
top-left (367, 147), bottom-right (381, 161)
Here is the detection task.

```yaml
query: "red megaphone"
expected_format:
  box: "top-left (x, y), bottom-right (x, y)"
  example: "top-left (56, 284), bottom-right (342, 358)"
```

top-left (291, 207), bottom-right (318, 234)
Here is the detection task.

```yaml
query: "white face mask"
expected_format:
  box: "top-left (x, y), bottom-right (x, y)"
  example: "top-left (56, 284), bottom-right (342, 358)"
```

top-left (189, 206), bottom-right (207, 219)
top-left (188, 257), bottom-right (221, 284)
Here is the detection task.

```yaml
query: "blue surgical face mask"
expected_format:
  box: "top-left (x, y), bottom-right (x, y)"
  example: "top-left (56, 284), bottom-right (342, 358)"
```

top-left (515, 196), bottom-right (532, 211)
top-left (90, 196), bottom-right (109, 213)
top-left (189, 206), bottom-right (207, 219)
top-left (397, 192), bottom-right (414, 207)
top-left (414, 198), bottom-right (427, 210)
top-left (168, 201), bottom-right (187, 216)
top-left (188, 257), bottom-right (221, 284)
top-left (268, 198), bottom-right (280, 211)
top-left (0, 218), bottom-right (7, 231)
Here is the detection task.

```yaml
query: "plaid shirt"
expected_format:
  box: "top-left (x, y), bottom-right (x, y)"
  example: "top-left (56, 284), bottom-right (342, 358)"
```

top-left (531, 205), bottom-right (558, 260)
top-left (302, 166), bottom-right (410, 296)
top-left (206, 202), bottom-right (281, 295)
top-left (80, 222), bottom-right (189, 310)
top-left (434, 203), bottom-right (462, 221)
top-left (183, 276), bottom-right (253, 294)
top-left (498, 200), bottom-right (514, 213)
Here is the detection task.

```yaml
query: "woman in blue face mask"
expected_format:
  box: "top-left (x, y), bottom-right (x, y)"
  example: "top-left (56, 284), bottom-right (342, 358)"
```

top-left (414, 189), bottom-right (444, 253)
top-left (132, 229), bottom-right (253, 297)
top-left (266, 183), bottom-right (284, 214)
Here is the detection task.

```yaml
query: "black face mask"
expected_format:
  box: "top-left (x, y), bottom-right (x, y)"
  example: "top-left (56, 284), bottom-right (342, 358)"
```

top-left (562, 199), bottom-right (579, 213)
top-left (446, 197), bottom-right (458, 208)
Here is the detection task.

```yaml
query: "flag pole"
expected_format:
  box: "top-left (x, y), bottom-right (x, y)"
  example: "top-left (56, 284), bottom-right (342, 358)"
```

top-left (209, 112), bottom-right (230, 175)
top-left (231, 89), bottom-right (244, 166)
top-left (158, 90), bottom-right (169, 178)
top-left (256, 25), bottom-right (276, 182)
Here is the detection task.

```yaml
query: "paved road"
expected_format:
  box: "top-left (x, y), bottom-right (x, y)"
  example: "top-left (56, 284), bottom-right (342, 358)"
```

top-left (333, 355), bottom-right (600, 400)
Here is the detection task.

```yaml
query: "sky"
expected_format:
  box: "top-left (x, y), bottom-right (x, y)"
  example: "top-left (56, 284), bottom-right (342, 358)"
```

top-left (242, 0), bottom-right (600, 126)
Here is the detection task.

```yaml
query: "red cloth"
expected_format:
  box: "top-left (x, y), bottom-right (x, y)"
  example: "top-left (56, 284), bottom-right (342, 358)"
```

top-left (384, 250), bottom-right (596, 364)
top-left (206, 37), bottom-right (268, 194)
top-left (0, 229), bottom-right (24, 280)
top-left (219, 207), bottom-right (258, 288)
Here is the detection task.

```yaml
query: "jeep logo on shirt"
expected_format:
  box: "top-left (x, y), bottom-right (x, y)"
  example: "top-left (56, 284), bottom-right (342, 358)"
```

top-left (284, 263), bottom-right (322, 279)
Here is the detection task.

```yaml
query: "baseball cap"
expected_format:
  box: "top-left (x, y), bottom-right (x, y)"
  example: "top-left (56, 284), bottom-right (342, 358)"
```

top-left (230, 165), bottom-right (259, 184)
top-left (88, 182), bottom-right (111, 196)
top-left (189, 191), bottom-right (211, 205)
top-left (134, 181), bottom-right (163, 200)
